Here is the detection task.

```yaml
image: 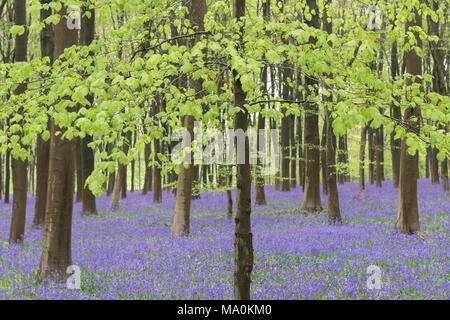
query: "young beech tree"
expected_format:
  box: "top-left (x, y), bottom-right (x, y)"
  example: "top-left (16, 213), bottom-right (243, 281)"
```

top-left (172, 0), bottom-right (207, 237)
top-left (33, 0), bottom-right (54, 227)
top-left (39, 6), bottom-right (79, 279)
top-left (323, 0), bottom-right (341, 224)
top-left (80, 0), bottom-right (97, 214)
top-left (395, 6), bottom-right (422, 235)
top-left (254, 0), bottom-right (270, 206)
top-left (301, 0), bottom-right (322, 213)
top-left (9, 0), bottom-right (28, 244)
top-left (233, 0), bottom-right (253, 300)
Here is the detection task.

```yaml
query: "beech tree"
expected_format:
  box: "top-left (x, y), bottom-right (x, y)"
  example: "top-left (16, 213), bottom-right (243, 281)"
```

top-left (301, 0), bottom-right (322, 214)
top-left (395, 5), bottom-right (422, 235)
top-left (232, 0), bottom-right (253, 300)
top-left (38, 5), bottom-right (79, 279)
top-left (9, 0), bottom-right (28, 244)
top-left (172, 0), bottom-right (207, 237)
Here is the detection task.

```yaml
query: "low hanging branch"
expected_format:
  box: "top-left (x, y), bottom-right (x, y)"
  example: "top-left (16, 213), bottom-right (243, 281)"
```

top-left (130, 31), bottom-right (212, 62)
top-left (247, 99), bottom-right (307, 106)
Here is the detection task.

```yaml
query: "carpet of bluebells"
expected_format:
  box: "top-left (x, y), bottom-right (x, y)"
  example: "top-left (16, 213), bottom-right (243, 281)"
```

top-left (0, 179), bottom-right (448, 300)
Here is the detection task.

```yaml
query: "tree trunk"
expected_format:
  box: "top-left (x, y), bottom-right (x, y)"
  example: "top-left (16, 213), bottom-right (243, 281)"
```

top-left (325, 109), bottom-right (341, 224)
top-left (75, 139), bottom-right (83, 202)
top-left (430, 147), bottom-right (440, 184)
top-left (395, 8), bottom-right (422, 235)
top-left (80, 3), bottom-right (97, 214)
top-left (255, 109), bottom-right (267, 205)
top-left (359, 126), bottom-right (367, 192)
top-left (33, 0), bottom-right (54, 227)
top-left (323, 1), bottom-right (340, 223)
top-left (255, 0), bottom-right (269, 204)
top-left (321, 122), bottom-right (327, 194)
top-left (131, 131), bottom-right (136, 192)
top-left (172, 0), bottom-right (207, 237)
top-left (375, 128), bottom-right (382, 187)
top-left (233, 0), bottom-right (253, 301)
top-left (290, 115), bottom-right (296, 189)
top-left (4, 147), bottom-right (10, 204)
top-left (389, 36), bottom-right (400, 188)
top-left (368, 126), bottom-right (375, 184)
top-left (429, 0), bottom-right (447, 188)
top-left (281, 68), bottom-right (291, 192)
top-left (297, 114), bottom-right (303, 189)
top-left (153, 137), bottom-right (162, 203)
top-left (110, 132), bottom-right (131, 209)
top-left (301, 0), bottom-right (322, 213)
top-left (172, 115), bottom-right (195, 236)
top-left (81, 135), bottom-right (97, 214)
top-left (442, 157), bottom-right (449, 192)
top-left (9, 0), bottom-right (28, 244)
top-left (39, 7), bottom-right (78, 279)
top-left (142, 142), bottom-right (151, 194)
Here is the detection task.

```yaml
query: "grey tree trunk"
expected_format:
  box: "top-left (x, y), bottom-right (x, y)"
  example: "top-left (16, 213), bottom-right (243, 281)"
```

top-left (233, 0), bottom-right (253, 300)
top-left (39, 6), bottom-right (78, 280)
top-left (9, 0), bottom-right (28, 244)
top-left (395, 8), bottom-right (422, 235)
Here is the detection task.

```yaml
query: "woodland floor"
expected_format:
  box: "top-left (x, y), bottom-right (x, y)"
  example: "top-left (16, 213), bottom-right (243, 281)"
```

top-left (0, 180), bottom-right (448, 299)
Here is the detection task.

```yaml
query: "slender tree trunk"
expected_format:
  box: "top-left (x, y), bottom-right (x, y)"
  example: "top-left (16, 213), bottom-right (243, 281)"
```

top-left (375, 128), bottom-right (383, 187)
top-left (130, 131), bottom-right (136, 192)
top-left (337, 135), bottom-right (345, 184)
top-left (233, 0), bottom-right (253, 300)
top-left (81, 135), bottom-right (97, 214)
top-left (442, 157), bottom-right (449, 192)
top-left (290, 115), bottom-right (297, 189)
top-left (172, 0), bottom-right (207, 237)
top-left (255, 108), bottom-right (267, 205)
top-left (301, 0), bottom-right (322, 213)
top-left (425, 147), bottom-right (430, 179)
top-left (35, 138), bottom-right (50, 226)
top-left (34, 0), bottom-right (54, 226)
top-left (227, 174), bottom-right (233, 218)
top-left (172, 115), bottom-right (195, 235)
top-left (110, 165), bottom-right (122, 210)
top-left (368, 126), bottom-right (375, 184)
top-left (325, 109), bottom-right (341, 224)
top-left (429, 0), bottom-right (447, 188)
top-left (281, 68), bottom-right (291, 192)
top-left (142, 142), bottom-right (151, 194)
top-left (4, 148), bottom-right (10, 204)
top-left (153, 137), bottom-right (162, 203)
top-left (255, 0), bottom-right (269, 204)
top-left (297, 114), bottom-right (303, 188)
top-left (395, 9), bottom-right (422, 235)
top-left (75, 139), bottom-right (83, 202)
top-left (39, 7), bottom-right (78, 279)
top-left (110, 132), bottom-right (131, 209)
top-left (80, 2), bottom-right (97, 214)
top-left (321, 122), bottom-right (327, 194)
top-left (9, 0), bottom-right (28, 244)
top-left (359, 126), bottom-right (367, 192)
top-left (430, 147), bottom-right (440, 184)
top-left (390, 34), bottom-right (401, 188)
top-left (323, 1), bottom-right (340, 223)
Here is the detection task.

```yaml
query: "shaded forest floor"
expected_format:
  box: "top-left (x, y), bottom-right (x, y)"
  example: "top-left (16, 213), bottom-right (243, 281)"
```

top-left (0, 180), bottom-right (448, 299)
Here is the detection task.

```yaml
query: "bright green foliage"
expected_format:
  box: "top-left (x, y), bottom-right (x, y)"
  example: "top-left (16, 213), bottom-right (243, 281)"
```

top-left (0, 0), bottom-right (448, 196)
